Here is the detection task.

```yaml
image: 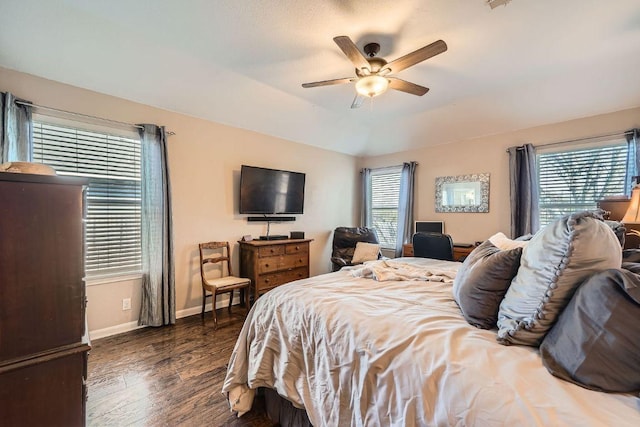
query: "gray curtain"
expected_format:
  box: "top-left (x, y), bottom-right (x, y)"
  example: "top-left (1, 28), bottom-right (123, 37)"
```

top-left (626, 129), bottom-right (640, 192)
top-left (138, 124), bottom-right (175, 327)
top-left (508, 143), bottom-right (539, 238)
top-left (395, 162), bottom-right (417, 257)
top-left (1, 92), bottom-right (33, 163)
top-left (360, 168), bottom-right (372, 227)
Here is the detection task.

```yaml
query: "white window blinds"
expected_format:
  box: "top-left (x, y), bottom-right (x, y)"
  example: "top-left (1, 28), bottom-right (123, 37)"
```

top-left (537, 140), bottom-right (632, 226)
top-left (370, 167), bottom-right (402, 248)
top-left (32, 122), bottom-right (142, 277)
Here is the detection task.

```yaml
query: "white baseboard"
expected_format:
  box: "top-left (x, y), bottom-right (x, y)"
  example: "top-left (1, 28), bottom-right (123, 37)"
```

top-left (89, 320), bottom-right (145, 340)
top-left (89, 294), bottom-right (237, 340)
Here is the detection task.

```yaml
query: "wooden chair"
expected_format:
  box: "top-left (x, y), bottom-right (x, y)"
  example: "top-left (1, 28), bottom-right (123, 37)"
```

top-left (198, 241), bottom-right (251, 327)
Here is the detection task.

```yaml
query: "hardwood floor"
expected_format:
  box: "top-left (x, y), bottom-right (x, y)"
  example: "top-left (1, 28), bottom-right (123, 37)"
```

top-left (87, 310), bottom-right (275, 426)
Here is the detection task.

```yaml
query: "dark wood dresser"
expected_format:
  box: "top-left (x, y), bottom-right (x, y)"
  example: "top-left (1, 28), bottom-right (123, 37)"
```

top-left (239, 239), bottom-right (313, 301)
top-left (0, 172), bottom-right (89, 426)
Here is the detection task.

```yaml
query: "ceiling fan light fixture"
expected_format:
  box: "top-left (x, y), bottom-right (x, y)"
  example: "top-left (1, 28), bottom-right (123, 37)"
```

top-left (355, 75), bottom-right (389, 98)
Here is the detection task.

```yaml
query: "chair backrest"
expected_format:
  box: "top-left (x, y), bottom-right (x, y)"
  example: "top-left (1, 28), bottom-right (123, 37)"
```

top-left (199, 241), bottom-right (233, 284)
top-left (330, 227), bottom-right (380, 271)
top-left (412, 232), bottom-right (454, 261)
top-left (332, 227), bottom-right (380, 257)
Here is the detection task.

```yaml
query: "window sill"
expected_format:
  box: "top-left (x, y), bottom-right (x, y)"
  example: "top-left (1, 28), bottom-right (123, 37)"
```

top-left (85, 272), bottom-right (143, 287)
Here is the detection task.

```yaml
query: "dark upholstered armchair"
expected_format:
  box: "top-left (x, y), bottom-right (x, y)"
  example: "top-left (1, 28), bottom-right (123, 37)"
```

top-left (331, 227), bottom-right (380, 271)
top-left (412, 232), bottom-right (454, 261)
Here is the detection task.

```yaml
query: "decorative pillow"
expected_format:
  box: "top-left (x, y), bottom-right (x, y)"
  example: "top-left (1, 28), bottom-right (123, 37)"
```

top-left (604, 220), bottom-right (625, 248)
top-left (623, 249), bottom-right (640, 264)
top-left (351, 242), bottom-right (380, 264)
top-left (488, 232), bottom-right (529, 251)
top-left (452, 240), bottom-right (523, 329)
top-left (497, 211), bottom-right (622, 346)
top-left (540, 267), bottom-right (640, 392)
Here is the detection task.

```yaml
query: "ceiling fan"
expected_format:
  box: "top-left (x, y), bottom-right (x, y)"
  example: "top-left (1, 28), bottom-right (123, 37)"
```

top-left (302, 35), bottom-right (447, 108)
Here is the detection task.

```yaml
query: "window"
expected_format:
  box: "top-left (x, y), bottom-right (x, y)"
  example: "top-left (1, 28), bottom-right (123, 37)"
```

top-left (32, 121), bottom-right (142, 277)
top-left (370, 167), bottom-right (402, 248)
top-left (537, 138), bottom-right (634, 226)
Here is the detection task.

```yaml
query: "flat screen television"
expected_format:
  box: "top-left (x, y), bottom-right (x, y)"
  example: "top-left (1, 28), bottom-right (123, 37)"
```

top-left (239, 165), bottom-right (306, 214)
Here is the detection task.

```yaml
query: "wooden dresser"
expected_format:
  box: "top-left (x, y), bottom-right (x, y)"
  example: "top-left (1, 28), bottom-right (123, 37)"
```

top-left (0, 173), bottom-right (89, 426)
top-left (239, 239), bottom-right (313, 301)
top-left (402, 243), bottom-right (476, 261)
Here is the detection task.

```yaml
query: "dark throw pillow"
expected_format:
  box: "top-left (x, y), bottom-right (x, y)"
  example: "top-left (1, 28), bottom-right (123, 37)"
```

top-left (540, 268), bottom-right (640, 393)
top-left (452, 240), bottom-right (523, 329)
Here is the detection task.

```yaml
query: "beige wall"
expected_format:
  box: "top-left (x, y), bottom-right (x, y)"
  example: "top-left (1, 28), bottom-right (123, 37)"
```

top-left (358, 107), bottom-right (640, 245)
top-left (0, 67), bottom-right (358, 335)
top-left (4, 65), bottom-right (639, 336)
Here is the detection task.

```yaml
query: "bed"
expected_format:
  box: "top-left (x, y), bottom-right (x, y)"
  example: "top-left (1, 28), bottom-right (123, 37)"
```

top-left (223, 255), bottom-right (640, 426)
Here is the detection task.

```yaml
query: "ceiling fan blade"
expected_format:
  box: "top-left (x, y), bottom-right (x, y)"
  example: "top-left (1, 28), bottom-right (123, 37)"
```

top-left (302, 77), bottom-right (353, 88)
top-left (388, 77), bottom-right (429, 96)
top-left (351, 94), bottom-right (365, 109)
top-left (383, 40), bottom-right (447, 74)
top-left (333, 36), bottom-right (371, 72)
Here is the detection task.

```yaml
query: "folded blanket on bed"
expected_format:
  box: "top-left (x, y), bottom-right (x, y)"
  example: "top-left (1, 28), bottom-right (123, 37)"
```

top-left (348, 259), bottom-right (457, 282)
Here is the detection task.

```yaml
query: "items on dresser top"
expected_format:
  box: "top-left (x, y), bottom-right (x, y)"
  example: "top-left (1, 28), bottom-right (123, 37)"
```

top-left (239, 239), bottom-right (313, 301)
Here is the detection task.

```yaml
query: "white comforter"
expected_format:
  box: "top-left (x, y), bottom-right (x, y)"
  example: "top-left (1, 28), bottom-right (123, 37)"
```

top-left (223, 258), bottom-right (640, 426)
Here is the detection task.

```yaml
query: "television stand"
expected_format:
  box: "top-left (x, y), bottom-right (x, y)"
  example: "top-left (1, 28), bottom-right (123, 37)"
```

top-left (259, 235), bottom-right (288, 240)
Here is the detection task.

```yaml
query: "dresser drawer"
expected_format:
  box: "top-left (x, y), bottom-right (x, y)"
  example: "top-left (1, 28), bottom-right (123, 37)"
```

top-left (280, 254), bottom-right (307, 270)
top-left (258, 256), bottom-right (281, 273)
top-left (256, 267), bottom-right (308, 293)
top-left (280, 267), bottom-right (308, 283)
top-left (259, 245), bottom-right (284, 257)
top-left (286, 242), bottom-right (308, 255)
top-left (256, 272), bottom-right (286, 291)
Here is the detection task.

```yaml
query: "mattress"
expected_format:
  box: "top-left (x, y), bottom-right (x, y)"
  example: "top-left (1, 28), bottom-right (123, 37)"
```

top-left (223, 257), bottom-right (640, 426)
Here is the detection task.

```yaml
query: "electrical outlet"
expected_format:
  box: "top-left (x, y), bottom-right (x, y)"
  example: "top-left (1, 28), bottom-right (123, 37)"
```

top-left (122, 298), bottom-right (131, 311)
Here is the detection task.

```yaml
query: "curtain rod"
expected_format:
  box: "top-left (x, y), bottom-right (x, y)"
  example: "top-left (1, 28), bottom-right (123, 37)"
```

top-left (360, 162), bottom-right (419, 173)
top-left (507, 130), bottom-right (631, 153)
top-left (14, 100), bottom-right (176, 136)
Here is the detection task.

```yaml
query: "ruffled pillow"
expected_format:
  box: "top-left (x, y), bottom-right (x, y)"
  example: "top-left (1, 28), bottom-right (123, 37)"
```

top-left (497, 211), bottom-right (622, 346)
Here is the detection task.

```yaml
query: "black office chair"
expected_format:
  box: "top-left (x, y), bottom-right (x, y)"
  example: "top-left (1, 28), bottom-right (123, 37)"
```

top-left (331, 227), bottom-right (380, 271)
top-left (412, 232), bottom-right (454, 261)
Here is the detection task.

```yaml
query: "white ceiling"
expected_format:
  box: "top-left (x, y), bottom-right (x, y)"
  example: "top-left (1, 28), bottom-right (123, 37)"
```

top-left (1, 0), bottom-right (639, 156)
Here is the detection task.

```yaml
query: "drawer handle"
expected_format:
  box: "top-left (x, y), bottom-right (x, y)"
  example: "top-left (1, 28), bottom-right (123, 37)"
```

top-left (264, 279), bottom-right (270, 284)
top-left (265, 263), bottom-right (270, 268)
top-left (295, 246), bottom-right (300, 250)
top-left (270, 249), bottom-right (275, 253)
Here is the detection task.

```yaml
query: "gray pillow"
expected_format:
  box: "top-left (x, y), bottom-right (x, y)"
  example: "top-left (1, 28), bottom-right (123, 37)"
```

top-left (453, 240), bottom-right (523, 329)
top-left (540, 267), bottom-right (640, 392)
top-left (497, 211), bottom-right (622, 346)
top-left (604, 220), bottom-right (625, 248)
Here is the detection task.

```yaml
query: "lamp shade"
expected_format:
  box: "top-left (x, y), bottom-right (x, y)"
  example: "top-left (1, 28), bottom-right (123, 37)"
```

top-left (622, 185), bottom-right (640, 224)
top-left (355, 75), bottom-right (389, 98)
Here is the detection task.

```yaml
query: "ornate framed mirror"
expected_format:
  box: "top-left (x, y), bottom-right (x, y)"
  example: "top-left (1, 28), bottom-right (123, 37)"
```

top-left (435, 173), bottom-right (490, 213)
